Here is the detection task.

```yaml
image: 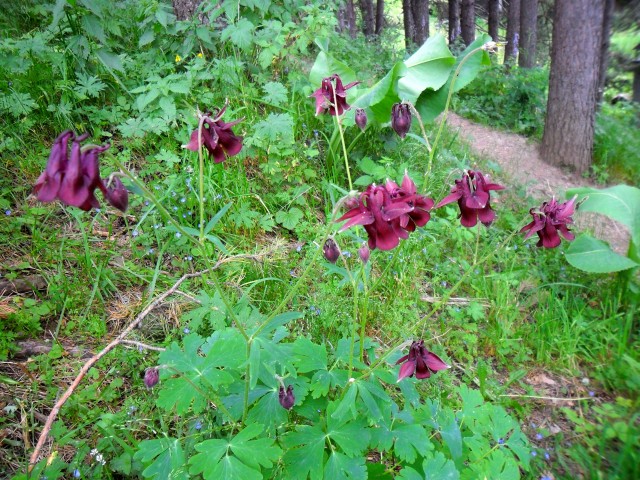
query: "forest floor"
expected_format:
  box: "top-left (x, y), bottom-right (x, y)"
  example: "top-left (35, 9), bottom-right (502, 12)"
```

top-left (446, 112), bottom-right (629, 254)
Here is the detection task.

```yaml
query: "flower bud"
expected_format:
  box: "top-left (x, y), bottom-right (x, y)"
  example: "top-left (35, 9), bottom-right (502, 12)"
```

top-left (323, 238), bottom-right (340, 263)
top-left (355, 108), bottom-right (367, 131)
top-left (391, 103), bottom-right (412, 139)
top-left (144, 367), bottom-right (159, 388)
top-left (358, 243), bottom-right (370, 264)
top-left (278, 385), bottom-right (295, 410)
top-left (105, 177), bottom-right (129, 212)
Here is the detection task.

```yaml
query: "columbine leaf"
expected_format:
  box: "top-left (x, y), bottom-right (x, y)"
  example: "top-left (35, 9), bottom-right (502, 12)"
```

top-left (292, 337), bottom-right (327, 372)
top-left (423, 452), bottom-right (460, 480)
top-left (393, 424), bottom-right (431, 463)
top-left (438, 408), bottom-right (462, 464)
top-left (229, 423), bottom-right (282, 469)
top-left (155, 376), bottom-right (207, 415)
top-left (309, 369), bottom-right (348, 398)
top-left (325, 451), bottom-right (367, 479)
top-left (275, 207), bottom-right (303, 230)
top-left (254, 113), bottom-right (294, 143)
top-left (327, 406), bottom-right (370, 457)
top-left (246, 389), bottom-right (288, 433)
top-left (134, 438), bottom-right (189, 480)
top-left (283, 425), bottom-right (326, 480)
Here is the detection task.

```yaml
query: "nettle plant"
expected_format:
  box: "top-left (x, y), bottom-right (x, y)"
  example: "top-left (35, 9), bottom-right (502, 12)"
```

top-left (31, 35), bottom-right (594, 479)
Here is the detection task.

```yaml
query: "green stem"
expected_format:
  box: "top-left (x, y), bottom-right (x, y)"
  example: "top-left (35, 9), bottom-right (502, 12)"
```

top-left (242, 340), bottom-right (252, 422)
top-left (332, 87), bottom-right (353, 191)
top-left (197, 115), bottom-right (206, 244)
top-left (474, 223), bottom-right (481, 265)
top-left (358, 265), bottom-right (369, 362)
top-left (430, 45), bottom-right (487, 165)
top-left (405, 102), bottom-right (433, 178)
top-left (348, 273), bottom-right (359, 377)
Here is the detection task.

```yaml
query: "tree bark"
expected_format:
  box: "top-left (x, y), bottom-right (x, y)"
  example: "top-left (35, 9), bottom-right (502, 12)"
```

top-left (337, 0), bottom-right (358, 38)
top-left (597, 0), bottom-right (615, 103)
top-left (359, 0), bottom-right (376, 37)
top-left (172, 0), bottom-right (202, 21)
top-left (541, 0), bottom-right (605, 174)
top-left (411, 0), bottom-right (430, 45)
top-left (488, 0), bottom-right (500, 42)
top-left (403, 0), bottom-right (415, 49)
top-left (375, 0), bottom-right (385, 34)
top-left (633, 44), bottom-right (640, 103)
top-left (449, 0), bottom-right (461, 44)
top-left (461, 0), bottom-right (475, 46)
top-left (518, 0), bottom-right (538, 68)
top-left (504, 0), bottom-right (520, 62)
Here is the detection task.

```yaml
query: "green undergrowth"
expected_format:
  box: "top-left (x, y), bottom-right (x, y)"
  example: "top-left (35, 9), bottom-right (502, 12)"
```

top-left (1, 1), bottom-right (639, 479)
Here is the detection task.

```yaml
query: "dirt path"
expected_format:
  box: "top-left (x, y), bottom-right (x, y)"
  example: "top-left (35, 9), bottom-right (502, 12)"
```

top-left (446, 113), bottom-right (629, 254)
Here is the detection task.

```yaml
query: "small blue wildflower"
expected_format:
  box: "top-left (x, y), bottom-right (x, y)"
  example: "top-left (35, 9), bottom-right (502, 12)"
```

top-left (540, 477), bottom-right (552, 480)
top-left (422, 248), bottom-right (426, 253)
top-left (290, 270), bottom-right (296, 277)
top-left (175, 232), bottom-right (182, 238)
top-left (188, 211), bottom-right (193, 216)
top-left (73, 469), bottom-right (81, 478)
top-left (95, 208), bottom-right (101, 213)
top-left (187, 256), bottom-right (193, 261)
top-left (186, 178), bottom-right (191, 186)
top-left (183, 327), bottom-right (190, 334)
top-left (5, 210), bottom-right (11, 216)
top-left (181, 197), bottom-right (186, 203)
top-left (536, 433), bottom-right (544, 440)
top-left (498, 438), bottom-right (504, 445)
top-left (132, 229), bottom-right (139, 237)
top-left (171, 191), bottom-right (176, 197)
top-left (183, 214), bottom-right (187, 218)
top-left (128, 406), bottom-right (137, 415)
top-left (154, 185), bottom-right (160, 190)
top-left (148, 248), bottom-right (154, 254)
top-left (343, 251), bottom-right (352, 258)
top-left (144, 201), bottom-right (150, 206)
top-left (296, 245), bottom-right (302, 252)
top-left (215, 194), bottom-right (222, 200)
top-left (195, 420), bottom-right (202, 430)
top-left (544, 452), bottom-right (550, 460)
top-left (173, 206), bottom-right (178, 211)
top-left (513, 245), bottom-right (518, 250)
top-left (531, 422), bottom-right (537, 429)
top-left (531, 451), bottom-right (537, 457)
top-left (441, 281), bottom-right (448, 287)
top-left (313, 129), bottom-right (319, 137)
top-left (474, 269), bottom-right (479, 274)
top-left (154, 224), bottom-right (160, 229)
top-left (589, 391), bottom-right (595, 397)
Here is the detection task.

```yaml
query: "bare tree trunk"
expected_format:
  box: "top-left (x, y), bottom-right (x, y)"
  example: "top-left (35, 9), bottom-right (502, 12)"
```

top-left (411, 0), bottom-right (430, 45)
top-left (375, 0), bottom-right (385, 34)
top-left (461, 0), bottom-right (475, 46)
top-left (488, 0), bottom-right (500, 41)
top-left (633, 44), bottom-right (640, 103)
top-left (541, 0), bottom-right (605, 174)
top-left (172, 0), bottom-right (202, 21)
top-left (337, 1), bottom-right (358, 38)
top-left (359, 0), bottom-right (376, 37)
top-left (504, 0), bottom-right (520, 62)
top-left (403, 0), bottom-right (415, 49)
top-left (597, 0), bottom-right (615, 103)
top-left (519, 0), bottom-right (538, 68)
top-left (449, 0), bottom-right (461, 44)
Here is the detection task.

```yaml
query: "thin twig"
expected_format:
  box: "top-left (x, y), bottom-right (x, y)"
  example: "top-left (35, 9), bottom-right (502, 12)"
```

top-left (499, 394), bottom-right (596, 401)
top-left (120, 340), bottom-right (166, 352)
top-left (27, 254), bottom-right (253, 469)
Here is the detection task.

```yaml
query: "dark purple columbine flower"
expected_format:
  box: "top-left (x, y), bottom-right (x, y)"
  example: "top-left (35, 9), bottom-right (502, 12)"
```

top-left (278, 385), bottom-right (295, 410)
top-left (183, 104), bottom-right (243, 163)
top-left (396, 340), bottom-right (450, 381)
top-left (355, 108), bottom-right (368, 131)
top-left (144, 367), bottom-right (159, 388)
top-left (521, 196), bottom-right (577, 248)
top-left (337, 173), bottom-right (433, 251)
top-left (34, 131), bottom-right (128, 212)
top-left (391, 103), bottom-right (412, 138)
top-left (435, 170), bottom-right (505, 227)
top-left (358, 243), bottom-right (370, 264)
top-left (310, 74), bottom-right (360, 116)
top-left (323, 238), bottom-right (340, 263)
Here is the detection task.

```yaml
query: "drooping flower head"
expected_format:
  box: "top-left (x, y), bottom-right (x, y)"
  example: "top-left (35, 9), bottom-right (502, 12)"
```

top-left (34, 131), bottom-right (128, 212)
top-left (183, 104), bottom-right (243, 163)
top-left (323, 238), bottom-right (340, 263)
top-left (391, 102), bottom-right (412, 138)
top-left (358, 243), bottom-right (370, 264)
top-left (521, 196), bottom-right (577, 248)
top-left (337, 173), bottom-right (434, 251)
top-left (396, 340), bottom-right (449, 382)
top-left (278, 385), bottom-right (295, 410)
top-left (144, 367), bottom-right (159, 388)
top-left (435, 170), bottom-right (504, 227)
top-left (310, 74), bottom-right (360, 116)
top-left (355, 108), bottom-right (368, 131)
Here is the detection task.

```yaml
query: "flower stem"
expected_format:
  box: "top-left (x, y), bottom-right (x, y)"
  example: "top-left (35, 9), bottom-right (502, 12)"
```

top-left (242, 340), bottom-right (252, 422)
top-left (358, 266), bottom-right (369, 362)
top-left (197, 115), bottom-right (206, 244)
top-left (331, 87), bottom-right (353, 191)
top-left (405, 102), bottom-right (433, 176)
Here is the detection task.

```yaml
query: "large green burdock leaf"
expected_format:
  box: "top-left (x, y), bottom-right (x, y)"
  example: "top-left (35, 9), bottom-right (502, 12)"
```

top-left (416, 34), bottom-right (491, 123)
top-left (397, 35), bottom-right (455, 103)
top-left (353, 61), bottom-right (406, 124)
top-left (567, 185), bottom-right (640, 247)
top-left (566, 235), bottom-right (639, 273)
top-left (309, 45), bottom-right (358, 87)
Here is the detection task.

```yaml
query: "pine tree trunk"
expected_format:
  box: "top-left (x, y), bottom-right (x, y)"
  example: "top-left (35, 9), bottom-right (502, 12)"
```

top-left (633, 44), bottom-right (640, 103)
top-left (411, 0), bottom-right (430, 45)
top-left (375, 0), bottom-right (385, 34)
top-left (359, 0), bottom-right (376, 37)
top-left (488, 0), bottom-right (500, 42)
top-left (518, 0), bottom-right (538, 68)
top-left (597, 0), bottom-right (615, 103)
top-left (541, 0), bottom-right (605, 174)
top-left (461, 0), bottom-right (475, 46)
top-left (449, 0), bottom-right (461, 44)
top-left (403, 0), bottom-right (415, 49)
top-left (504, 0), bottom-right (520, 62)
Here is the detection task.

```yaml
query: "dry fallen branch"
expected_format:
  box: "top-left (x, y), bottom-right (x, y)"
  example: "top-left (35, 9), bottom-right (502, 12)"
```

top-left (28, 252), bottom-right (263, 469)
top-left (420, 295), bottom-right (489, 307)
